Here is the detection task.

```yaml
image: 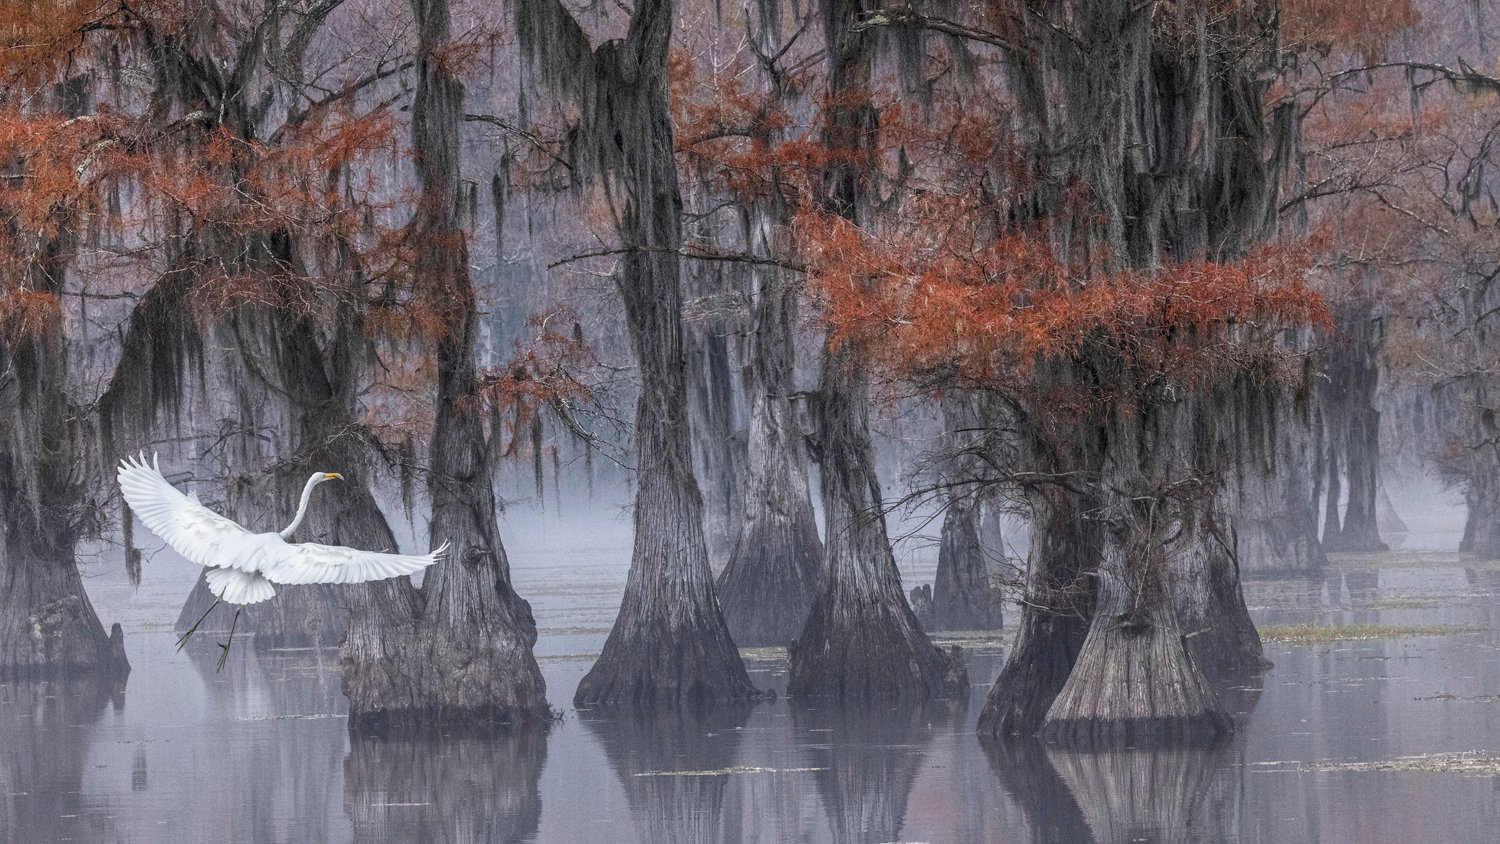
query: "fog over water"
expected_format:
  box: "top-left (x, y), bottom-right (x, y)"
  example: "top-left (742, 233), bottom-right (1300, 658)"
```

top-left (5, 484), bottom-right (1500, 843)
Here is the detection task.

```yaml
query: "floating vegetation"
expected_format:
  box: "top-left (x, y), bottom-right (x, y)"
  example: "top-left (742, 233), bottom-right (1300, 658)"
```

top-left (536, 654), bottom-right (603, 664)
top-left (930, 631), bottom-right (1015, 649)
top-left (739, 647), bottom-right (790, 661)
top-left (1259, 624), bottom-right (1477, 644)
top-left (633, 765), bottom-right (828, 777)
top-left (1416, 693), bottom-right (1500, 703)
top-left (1369, 599), bottom-right (1440, 610)
top-left (1303, 752), bottom-right (1500, 775)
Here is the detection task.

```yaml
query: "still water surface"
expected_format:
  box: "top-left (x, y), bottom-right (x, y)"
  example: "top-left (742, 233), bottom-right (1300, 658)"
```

top-left (5, 513), bottom-right (1500, 842)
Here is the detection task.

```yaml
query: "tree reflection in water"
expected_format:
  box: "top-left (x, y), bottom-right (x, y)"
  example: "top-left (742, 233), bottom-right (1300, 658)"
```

top-left (344, 727), bottom-right (548, 843)
top-left (584, 705), bottom-right (750, 844)
top-left (0, 676), bottom-right (121, 841)
top-left (986, 734), bottom-right (1245, 844)
top-left (182, 638), bottom-right (349, 840)
top-left (792, 701), bottom-right (955, 844)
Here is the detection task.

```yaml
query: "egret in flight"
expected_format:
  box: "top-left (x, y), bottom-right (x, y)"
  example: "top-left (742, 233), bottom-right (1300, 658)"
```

top-left (117, 453), bottom-right (447, 668)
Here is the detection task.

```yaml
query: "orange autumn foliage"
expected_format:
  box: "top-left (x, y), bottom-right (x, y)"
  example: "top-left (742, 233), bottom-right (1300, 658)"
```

top-left (469, 309), bottom-right (599, 449)
top-left (795, 192), bottom-right (1330, 399)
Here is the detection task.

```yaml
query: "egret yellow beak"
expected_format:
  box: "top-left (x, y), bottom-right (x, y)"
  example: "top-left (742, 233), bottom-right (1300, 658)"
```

top-left (324, 472), bottom-right (343, 481)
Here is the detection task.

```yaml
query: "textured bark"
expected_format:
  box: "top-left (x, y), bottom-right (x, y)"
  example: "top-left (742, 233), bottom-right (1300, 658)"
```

top-left (344, 729), bottom-right (547, 842)
top-left (1452, 259), bottom-right (1500, 557)
top-left (715, 250), bottom-right (821, 648)
top-left (968, 0), bottom-right (1290, 743)
top-left (1038, 406), bottom-right (1236, 744)
top-left (1167, 506), bottom-right (1269, 687)
top-left (788, 0), bottom-right (965, 702)
top-left (789, 354), bottom-right (968, 700)
top-left (341, 0), bottom-right (548, 732)
top-left (1041, 560), bottom-right (1232, 746)
top-left (0, 217), bottom-right (125, 678)
top-left (978, 489), bottom-right (1097, 738)
top-left (513, 0), bottom-right (755, 709)
top-left (684, 255), bottom-right (746, 567)
top-left (1465, 459), bottom-right (1500, 558)
top-left (1230, 359), bottom-right (1327, 576)
top-left (1173, 386), bottom-right (1275, 680)
top-left (932, 500), bottom-right (1002, 631)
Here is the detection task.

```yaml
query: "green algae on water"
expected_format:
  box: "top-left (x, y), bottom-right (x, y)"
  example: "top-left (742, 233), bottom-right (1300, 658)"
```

top-left (1259, 623), bottom-right (1477, 645)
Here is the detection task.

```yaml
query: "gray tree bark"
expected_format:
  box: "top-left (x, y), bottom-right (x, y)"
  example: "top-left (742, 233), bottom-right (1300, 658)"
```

top-left (1320, 294), bottom-right (1388, 553)
top-left (684, 249), bottom-right (747, 568)
top-left (931, 394), bottom-right (1003, 632)
top-left (340, 0), bottom-right (549, 732)
top-left (715, 237), bottom-right (822, 648)
top-left (978, 485), bottom-right (1098, 737)
top-left (512, 0), bottom-right (756, 708)
top-left (787, 0), bottom-right (966, 702)
top-left (0, 178), bottom-right (126, 678)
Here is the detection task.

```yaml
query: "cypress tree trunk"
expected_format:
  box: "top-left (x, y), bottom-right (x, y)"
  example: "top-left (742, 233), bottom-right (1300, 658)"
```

top-left (932, 501), bottom-right (1001, 631)
top-left (716, 253), bottom-right (822, 647)
top-left (684, 252), bottom-right (746, 568)
top-left (1039, 412), bottom-right (1234, 745)
top-left (1455, 277), bottom-right (1500, 558)
top-left (1321, 296), bottom-right (1387, 552)
top-left (1174, 387), bottom-right (1272, 681)
top-left (712, 3), bottom-right (822, 646)
top-left (978, 487), bottom-right (1098, 737)
top-left (931, 394), bottom-right (1003, 632)
top-left (1041, 528), bottom-right (1232, 745)
top-left (1230, 370), bottom-right (1327, 576)
top-left (1461, 401), bottom-right (1500, 558)
top-left (341, 0), bottom-right (549, 731)
top-left (788, 0), bottom-right (965, 702)
top-left (513, 0), bottom-right (756, 709)
top-left (0, 232), bottom-right (126, 678)
top-left (789, 353), bottom-right (967, 699)
top-left (973, 0), bottom-right (1294, 744)
top-left (1170, 503), bottom-right (1270, 686)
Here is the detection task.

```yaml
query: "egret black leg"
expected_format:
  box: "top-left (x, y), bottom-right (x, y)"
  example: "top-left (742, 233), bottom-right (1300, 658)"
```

top-left (177, 598), bottom-right (221, 651)
top-left (215, 607), bottom-right (242, 672)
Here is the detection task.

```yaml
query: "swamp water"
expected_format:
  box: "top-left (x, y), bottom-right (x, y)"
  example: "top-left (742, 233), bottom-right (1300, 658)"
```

top-left (5, 515), bottom-right (1500, 842)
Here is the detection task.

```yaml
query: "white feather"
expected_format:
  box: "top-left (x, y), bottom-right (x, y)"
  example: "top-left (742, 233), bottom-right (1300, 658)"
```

top-left (205, 567), bottom-right (277, 605)
top-left (117, 453), bottom-right (448, 604)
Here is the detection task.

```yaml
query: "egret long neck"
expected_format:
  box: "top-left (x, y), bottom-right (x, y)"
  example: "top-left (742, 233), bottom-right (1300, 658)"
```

top-left (279, 475), bottom-right (322, 540)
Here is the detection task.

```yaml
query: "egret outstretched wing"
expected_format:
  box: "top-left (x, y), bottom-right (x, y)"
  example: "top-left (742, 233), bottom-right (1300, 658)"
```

top-left (117, 453), bottom-right (258, 572)
top-left (118, 452), bottom-right (448, 596)
top-left (259, 540), bottom-right (450, 586)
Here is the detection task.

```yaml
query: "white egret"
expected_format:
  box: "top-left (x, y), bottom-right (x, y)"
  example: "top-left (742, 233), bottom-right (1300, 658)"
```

top-left (117, 453), bottom-right (447, 668)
